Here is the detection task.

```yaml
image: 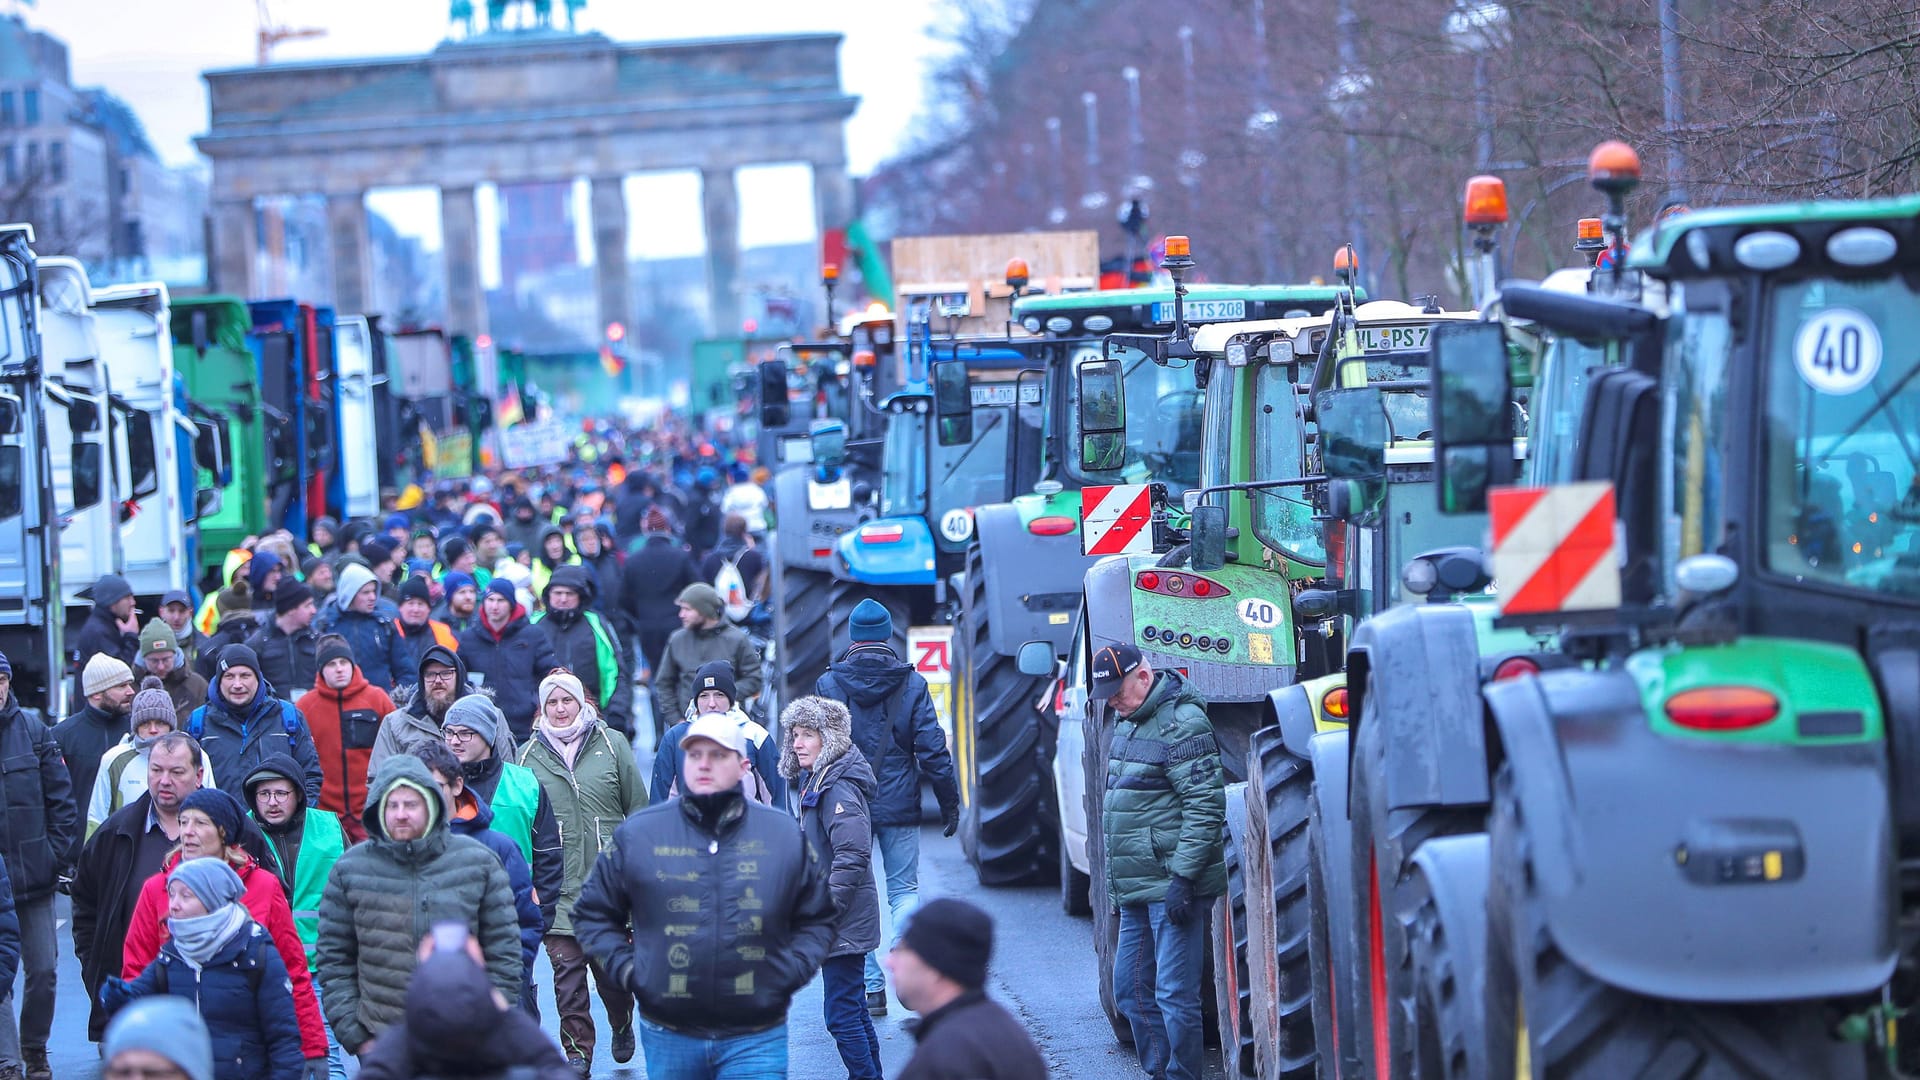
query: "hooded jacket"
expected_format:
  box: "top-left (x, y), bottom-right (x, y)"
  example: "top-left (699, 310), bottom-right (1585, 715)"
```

top-left (242, 618), bottom-right (322, 703)
top-left (781, 726), bottom-right (880, 958)
top-left (297, 662), bottom-right (396, 845)
top-left (515, 719), bottom-right (648, 937)
top-left (816, 650), bottom-right (960, 828)
top-left (618, 533), bottom-right (698, 642)
top-left (370, 645), bottom-right (516, 777)
top-left (447, 785), bottom-right (543, 982)
top-left (187, 680), bottom-right (324, 805)
top-left (354, 951), bottom-right (573, 1080)
top-left (104, 918), bottom-right (304, 1080)
top-left (528, 524), bottom-right (581, 600)
top-left (651, 705), bottom-right (784, 809)
top-left (572, 786), bottom-right (836, 1039)
top-left (655, 621), bottom-right (763, 720)
top-left (1101, 670), bottom-right (1228, 907)
top-left (244, 751), bottom-right (347, 974)
top-left (73, 602), bottom-right (141, 679)
top-left (456, 605), bottom-right (559, 743)
top-left (316, 566), bottom-right (415, 696)
top-left (123, 847), bottom-right (329, 1059)
top-left (574, 535), bottom-right (629, 632)
top-left (530, 565), bottom-right (633, 736)
top-left (315, 755), bottom-right (522, 1051)
top-left (4, 693), bottom-right (78, 889)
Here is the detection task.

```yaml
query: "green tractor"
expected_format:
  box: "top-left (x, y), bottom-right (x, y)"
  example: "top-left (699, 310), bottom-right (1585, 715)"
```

top-left (1340, 148), bottom-right (1920, 1079)
top-left (956, 260), bottom-right (1352, 888)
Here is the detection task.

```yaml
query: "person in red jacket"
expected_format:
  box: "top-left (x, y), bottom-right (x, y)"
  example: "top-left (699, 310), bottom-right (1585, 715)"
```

top-left (120, 787), bottom-right (329, 1073)
top-left (297, 635), bottom-right (395, 844)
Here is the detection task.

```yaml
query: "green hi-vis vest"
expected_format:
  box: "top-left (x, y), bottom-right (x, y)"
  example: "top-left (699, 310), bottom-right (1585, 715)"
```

top-left (529, 609), bottom-right (621, 710)
top-left (259, 809), bottom-right (346, 972)
top-left (491, 762), bottom-right (542, 867)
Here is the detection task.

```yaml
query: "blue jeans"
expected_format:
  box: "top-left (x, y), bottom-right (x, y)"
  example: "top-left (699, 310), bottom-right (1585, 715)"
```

top-left (637, 1016), bottom-right (787, 1080)
top-left (821, 954), bottom-right (883, 1080)
top-left (312, 977), bottom-right (348, 1080)
top-left (1114, 901), bottom-right (1208, 1080)
top-left (0, 896), bottom-right (54, 1065)
top-left (864, 824), bottom-right (920, 994)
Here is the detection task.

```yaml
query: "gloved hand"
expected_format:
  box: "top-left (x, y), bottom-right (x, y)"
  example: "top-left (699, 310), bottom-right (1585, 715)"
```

top-left (1164, 874), bottom-right (1197, 926)
top-left (941, 801), bottom-right (960, 838)
top-left (614, 957), bottom-right (642, 996)
top-left (99, 975), bottom-right (131, 1011)
top-left (304, 1057), bottom-right (330, 1080)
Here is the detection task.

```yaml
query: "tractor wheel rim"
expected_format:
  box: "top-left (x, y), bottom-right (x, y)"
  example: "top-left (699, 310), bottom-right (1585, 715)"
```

top-left (1368, 849), bottom-right (1389, 1073)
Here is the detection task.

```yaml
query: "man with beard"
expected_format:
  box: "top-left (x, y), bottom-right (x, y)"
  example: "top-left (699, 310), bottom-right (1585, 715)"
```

top-left (137, 619), bottom-right (206, 726)
top-left (456, 580), bottom-right (558, 745)
top-left (185, 645), bottom-right (325, 802)
top-left (369, 645), bottom-right (512, 776)
top-left (395, 576), bottom-right (458, 670)
top-left (0, 651), bottom-right (74, 1080)
top-left (504, 495), bottom-right (546, 554)
top-left (530, 566), bottom-right (633, 738)
top-left (157, 590), bottom-right (210, 671)
top-left (54, 654), bottom-right (137, 843)
top-left (439, 695), bottom-right (560, 939)
top-left (432, 571), bottom-right (481, 636)
top-left (71, 573), bottom-right (141, 678)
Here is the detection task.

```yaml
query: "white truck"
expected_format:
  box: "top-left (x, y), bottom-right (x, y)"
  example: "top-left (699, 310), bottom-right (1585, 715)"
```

top-left (95, 283), bottom-right (198, 603)
top-left (0, 225), bottom-right (64, 718)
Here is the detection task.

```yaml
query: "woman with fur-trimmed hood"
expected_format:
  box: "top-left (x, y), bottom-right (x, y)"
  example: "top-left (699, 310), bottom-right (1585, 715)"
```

top-left (780, 695), bottom-right (883, 1080)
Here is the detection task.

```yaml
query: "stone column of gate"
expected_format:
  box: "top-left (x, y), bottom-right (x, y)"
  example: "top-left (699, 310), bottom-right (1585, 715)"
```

top-left (326, 191), bottom-right (372, 314)
top-left (590, 175), bottom-right (630, 347)
top-left (440, 184), bottom-right (488, 341)
top-left (701, 167), bottom-right (741, 338)
top-left (210, 197), bottom-right (258, 299)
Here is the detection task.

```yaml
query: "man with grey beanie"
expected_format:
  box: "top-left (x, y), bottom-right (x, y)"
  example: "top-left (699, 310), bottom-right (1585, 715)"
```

top-left (102, 996), bottom-right (215, 1080)
top-left (440, 695), bottom-right (561, 937)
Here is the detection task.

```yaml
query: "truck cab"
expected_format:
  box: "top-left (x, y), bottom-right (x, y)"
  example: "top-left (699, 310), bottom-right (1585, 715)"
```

top-left (94, 283), bottom-right (197, 604)
top-left (0, 226), bottom-right (61, 717)
top-left (41, 257), bottom-right (127, 625)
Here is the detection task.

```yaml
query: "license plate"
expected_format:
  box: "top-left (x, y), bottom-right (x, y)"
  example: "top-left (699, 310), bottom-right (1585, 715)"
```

top-left (1354, 325), bottom-right (1432, 353)
top-left (970, 383), bottom-right (1042, 406)
top-left (1151, 299), bottom-right (1245, 323)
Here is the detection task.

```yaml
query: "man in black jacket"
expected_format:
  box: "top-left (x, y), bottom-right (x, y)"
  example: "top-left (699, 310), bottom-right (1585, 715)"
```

top-left (245, 582), bottom-right (321, 702)
top-left (532, 565), bottom-right (634, 737)
top-left (53, 653), bottom-right (136, 842)
top-left (889, 899), bottom-right (1046, 1080)
top-left (70, 574), bottom-right (140, 687)
top-left (354, 941), bottom-right (571, 1080)
top-left (619, 507), bottom-right (697, 686)
top-left (0, 652), bottom-right (74, 1080)
top-left (574, 714), bottom-right (836, 1077)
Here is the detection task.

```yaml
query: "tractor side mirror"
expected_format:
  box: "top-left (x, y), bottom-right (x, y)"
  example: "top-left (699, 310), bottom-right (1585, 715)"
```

top-left (932, 361), bottom-right (972, 447)
top-left (1431, 321), bottom-right (1514, 513)
top-left (808, 419), bottom-right (848, 469)
top-left (757, 360), bottom-right (791, 428)
top-left (1078, 356), bottom-right (1127, 470)
top-left (1316, 387), bottom-right (1387, 481)
top-left (1016, 640), bottom-right (1055, 678)
top-left (1188, 503), bottom-right (1229, 572)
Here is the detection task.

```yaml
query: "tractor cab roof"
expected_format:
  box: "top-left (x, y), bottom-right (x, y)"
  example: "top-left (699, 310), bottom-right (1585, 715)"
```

top-left (1629, 192), bottom-right (1920, 279)
top-left (1013, 282), bottom-right (1352, 338)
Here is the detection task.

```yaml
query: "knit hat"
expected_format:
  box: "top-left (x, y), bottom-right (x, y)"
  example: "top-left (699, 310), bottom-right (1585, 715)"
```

top-left (246, 549), bottom-right (282, 593)
top-left (178, 788), bottom-right (248, 849)
top-left (538, 670), bottom-right (594, 722)
top-left (443, 694), bottom-right (502, 747)
top-left (130, 676), bottom-right (177, 730)
top-left (440, 536), bottom-right (472, 566)
top-left (643, 506), bottom-right (672, 534)
top-left (215, 581), bottom-right (252, 617)
top-left (848, 597), bottom-right (893, 643)
top-left (0, 651), bottom-right (10, 678)
top-left (299, 555), bottom-right (324, 580)
top-left (138, 618), bottom-right (179, 659)
top-left (403, 557), bottom-right (435, 579)
top-left (273, 581), bottom-right (314, 616)
top-left (104, 997), bottom-right (213, 1080)
top-left (692, 660), bottom-right (737, 706)
top-left (485, 578), bottom-right (518, 607)
top-left (361, 537), bottom-right (397, 567)
top-left (82, 653), bottom-right (135, 698)
top-left (90, 573), bottom-right (134, 609)
top-left (315, 634), bottom-right (354, 671)
top-left (215, 644), bottom-right (260, 678)
top-left (442, 569), bottom-right (477, 597)
top-left (677, 582), bottom-right (723, 621)
top-left (312, 515), bottom-right (340, 540)
top-left (398, 576), bottom-right (433, 605)
top-left (384, 511), bottom-right (412, 532)
top-left (899, 898), bottom-right (994, 990)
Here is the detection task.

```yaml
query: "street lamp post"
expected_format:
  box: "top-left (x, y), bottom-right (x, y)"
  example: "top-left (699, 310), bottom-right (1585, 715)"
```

top-left (1442, 1), bottom-right (1510, 172)
top-left (1046, 116), bottom-right (1069, 225)
top-left (1248, 0), bottom-right (1281, 280)
top-left (1327, 0), bottom-right (1372, 293)
top-left (1081, 91), bottom-right (1108, 212)
top-left (1177, 26), bottom-right (1204, 200)
top-left (1660, 0), bottom-right (1687, 201)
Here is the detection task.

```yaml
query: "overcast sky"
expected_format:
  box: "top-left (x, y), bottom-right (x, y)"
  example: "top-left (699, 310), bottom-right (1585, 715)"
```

top-left (24, 0), bottom-right (944, 256)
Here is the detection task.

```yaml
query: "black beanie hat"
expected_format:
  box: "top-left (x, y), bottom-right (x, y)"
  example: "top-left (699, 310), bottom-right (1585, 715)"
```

top-left (398, 576), bottom-right (433, 605)
top-left (273, 581), bottom-right (314, 616)
top-left (692, 660), bottom-right (737, 707)
top-left (315, 634), bottom-right (354, 671)
top-left (898, 898), bottom-right (993, 990)
top-left (440, 536), bottom-right (472, 565)
top-left (216, 644), bottom-right (260, 678)
top-left (179, 788), bottom-right (247, 846)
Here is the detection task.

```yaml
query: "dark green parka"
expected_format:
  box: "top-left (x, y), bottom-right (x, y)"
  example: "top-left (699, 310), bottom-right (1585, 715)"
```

top-left (1100, 671), bottom-right (1228, 907)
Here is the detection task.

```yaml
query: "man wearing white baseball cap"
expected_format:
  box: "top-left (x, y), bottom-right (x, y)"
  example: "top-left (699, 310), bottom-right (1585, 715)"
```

top-left (572, 713), bottom-right (837, 1078)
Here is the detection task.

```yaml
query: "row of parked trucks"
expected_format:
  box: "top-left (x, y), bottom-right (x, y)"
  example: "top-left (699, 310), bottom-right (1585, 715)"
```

top-left (0, 224), bottom-right (488, 723)
top-left (758, 142), bottom-right (1920, 1076)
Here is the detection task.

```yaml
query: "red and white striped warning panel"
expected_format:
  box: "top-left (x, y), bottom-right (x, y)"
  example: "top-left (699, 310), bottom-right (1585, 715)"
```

top-left (1489, 482), bottom-right (1621, 615)
top-left (1081, 484), bottom-right (1154, 556)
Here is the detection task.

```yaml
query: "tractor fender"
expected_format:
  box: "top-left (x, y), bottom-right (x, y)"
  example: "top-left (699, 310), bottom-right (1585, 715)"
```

top-left (1082, 554), bottom-right (1139, 650)
top-left (835, 515), bottom-right (936, 586)
top-left (1486, 669), bottom-right (1897, 1002)
top-left (1347, 603), bottom-right (1490, 814)
top-left (1264, 681), bottom-right (1325, 760)
top-left (973, 501), bottom-right (1085, 658)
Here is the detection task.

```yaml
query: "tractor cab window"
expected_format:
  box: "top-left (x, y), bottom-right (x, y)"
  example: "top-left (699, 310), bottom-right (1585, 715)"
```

top-left (1251, 364), bottom-right (1323, 563)
top-left (1067, 342), bottom-right (1204, 497)
top-left (927, 388), bottom-right (1034, 520)
top-left (881, 408), bottom-right (927, 517)
top-left (1529, 334), bottom-right (1616, 485)
top-left (1763, 276), bottom-right (1920, 599)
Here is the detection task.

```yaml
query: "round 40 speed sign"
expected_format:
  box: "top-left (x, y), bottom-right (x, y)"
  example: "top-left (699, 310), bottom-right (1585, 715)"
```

top-left (1795, 308), bottom-right (1881, 396)
top-left (940, 508), bottom-right (974, 543)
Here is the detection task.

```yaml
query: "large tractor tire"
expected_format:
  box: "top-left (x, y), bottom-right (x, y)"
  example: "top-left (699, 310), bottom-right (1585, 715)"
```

top-left (1213, 784), bottom-right (1258, 1077)
top-left (1405, 834), bottom-right (1492, 1080)
top-left (1244, 729), bottom-right (1319, 1080)
top-left (1059, 832), bottom-right (1092, 916)
top-left (1483, 765), bottom-right (1867, 1080)
top-left (1348, 696), bottom-right (1483, 1080)
top-left (955, 546), bottom-right (1050, 886)
top-left (773, 563), bottom-right (833, 706)
top-left (1305, 732), bottom-right (1362, 1080)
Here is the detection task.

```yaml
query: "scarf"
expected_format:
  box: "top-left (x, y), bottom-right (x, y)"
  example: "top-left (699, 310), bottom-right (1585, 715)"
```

top-left (131, 730), bottom-right (163, 753)
top-left (168, 903), bottom-right (250, 969)
top-left (544, 714), bottom-right (594, 770)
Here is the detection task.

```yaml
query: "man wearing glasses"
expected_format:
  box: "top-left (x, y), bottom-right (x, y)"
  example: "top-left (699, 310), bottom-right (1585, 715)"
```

top-left (369, 646), bottom-right (510, 777)
top-left (438, 695), bottom-right (561, 939)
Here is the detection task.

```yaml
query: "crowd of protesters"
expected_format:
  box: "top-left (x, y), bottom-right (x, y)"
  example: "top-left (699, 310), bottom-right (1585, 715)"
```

top-left (0, 438), bottom-right (1061, 1080)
